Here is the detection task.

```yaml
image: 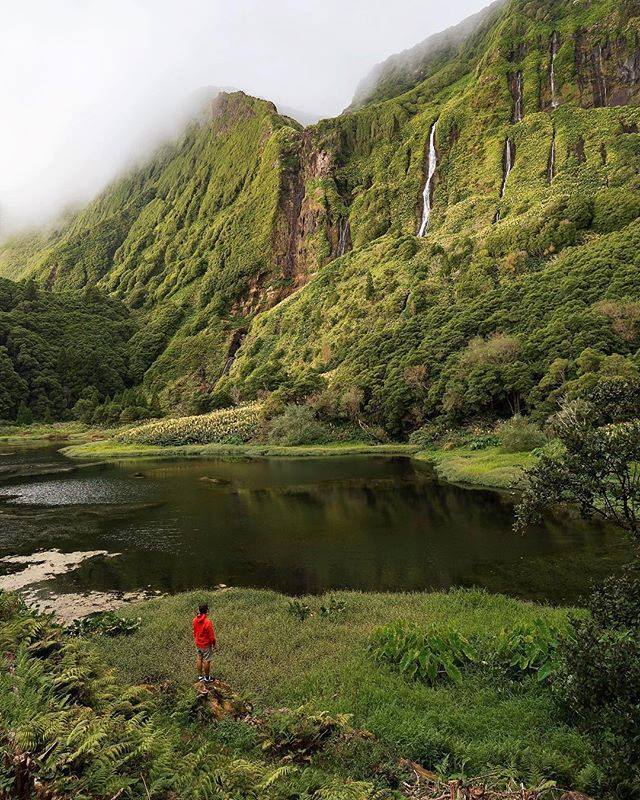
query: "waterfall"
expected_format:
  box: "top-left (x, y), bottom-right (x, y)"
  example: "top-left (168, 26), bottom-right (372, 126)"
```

top-left (592, 44), bottom-right (608, 107)
top-left (549, 32), bottom-right (559, 108)
top-left (418, 120), bottom-right (438, 237)
top-left (510, 70), bottom-right (524, 123)
top-left (547, 129), bottom-right (556, 184)
top-left (500, 138), bottom-right (514, 198)
top-left (337, 218), bottom-right (350, 257)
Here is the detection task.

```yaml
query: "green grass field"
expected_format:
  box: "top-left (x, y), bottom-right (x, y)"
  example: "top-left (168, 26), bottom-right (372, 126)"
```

top-left (415, 446), bottom-right (537, 489)
top-left (62, 438), bottom-right (418, 461)
top-left (94, 588), bottom-right (595, 790)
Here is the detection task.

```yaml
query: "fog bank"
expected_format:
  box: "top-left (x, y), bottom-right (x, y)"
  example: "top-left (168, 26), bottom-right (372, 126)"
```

top-left (1, 0), bottom-right (488, 234)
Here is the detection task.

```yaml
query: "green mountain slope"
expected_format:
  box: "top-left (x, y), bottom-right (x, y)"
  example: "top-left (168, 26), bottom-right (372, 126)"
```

top-left (1, 0), bottom-right (639, 429)
top-left (0, 279), bottom-right (135, 421)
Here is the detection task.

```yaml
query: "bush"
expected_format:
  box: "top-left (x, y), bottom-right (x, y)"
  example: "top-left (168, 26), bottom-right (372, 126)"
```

top-left (587, 562), bottom-right (640, 630)
top-left (266, 405), bottom-right (330, 446)
top-left (408, 423), bottom-right (441, 448)
top-left (65, 611), bottom-right (141, 637)
top-left (468, 434), bottom-right (500, 450)
top-left (287, 600), bottom-right (311, 622)
top-left (497, 415), bottom-right (546, 453)
top-left (369, 622), bottom-right (477, 685)
top-left (555, 565), bottom-right (640, 796)
top-left (257, 706), bottom-right (351, 763)
top-left (118, 404), bottom-right (262, 446)
top-left (495, 618), bottom-right (565, 682)
top-left (319, 598), bottom-right (347, 617)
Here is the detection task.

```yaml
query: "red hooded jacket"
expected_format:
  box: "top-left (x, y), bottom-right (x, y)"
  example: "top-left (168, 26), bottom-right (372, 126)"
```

top-left (193, 613), bottom-right (216, 649)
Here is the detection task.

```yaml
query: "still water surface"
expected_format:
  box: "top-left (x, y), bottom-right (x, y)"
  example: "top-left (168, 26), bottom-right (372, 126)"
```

top-left (0, 448), bottom-right (631, 604)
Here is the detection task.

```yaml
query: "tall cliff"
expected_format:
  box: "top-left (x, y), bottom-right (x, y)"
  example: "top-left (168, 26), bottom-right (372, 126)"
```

top-left (1, 0), bottom-right (639, 430)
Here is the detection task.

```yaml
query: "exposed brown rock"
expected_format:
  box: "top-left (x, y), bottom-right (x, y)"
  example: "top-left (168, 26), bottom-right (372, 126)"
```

top-left (508, 70), bottom-right (524, 122)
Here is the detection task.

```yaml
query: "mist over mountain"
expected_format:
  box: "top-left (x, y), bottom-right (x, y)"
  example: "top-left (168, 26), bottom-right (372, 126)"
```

top-left (0, 0), bottom-right (638, 434)
top-left (0, 0), bottom-right (490, 235)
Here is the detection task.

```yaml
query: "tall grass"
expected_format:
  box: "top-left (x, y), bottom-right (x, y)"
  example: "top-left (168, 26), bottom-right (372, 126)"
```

top-left (95, 587), bottom-right (596, 790)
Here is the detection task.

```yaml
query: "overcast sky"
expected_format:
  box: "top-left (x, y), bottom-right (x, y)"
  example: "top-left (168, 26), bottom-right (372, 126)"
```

top-left (1, 0), bottom-right (488, 234)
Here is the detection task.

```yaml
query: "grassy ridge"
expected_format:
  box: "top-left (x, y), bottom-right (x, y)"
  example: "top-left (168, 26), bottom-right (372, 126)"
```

top-left (94, 587), bottom-right (595, 790)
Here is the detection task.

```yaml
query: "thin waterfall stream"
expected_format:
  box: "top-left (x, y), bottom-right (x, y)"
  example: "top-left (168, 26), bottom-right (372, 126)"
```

top-left (418, 120), bottom-right (438, 237)
top-left (337, 218), bottom-right (350, 257)
top-left (500, 138), bottom-right (514, 198)
top-left (549, 31), bottom-right (559, 108)
top-left (511, 71), bottom-right (524, 123)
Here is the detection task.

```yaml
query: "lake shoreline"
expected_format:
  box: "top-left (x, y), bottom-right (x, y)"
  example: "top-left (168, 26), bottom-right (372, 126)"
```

top-left (62, 439), bottom-right (534, 492)
top-left (0, 421), bottom-right (537, 491)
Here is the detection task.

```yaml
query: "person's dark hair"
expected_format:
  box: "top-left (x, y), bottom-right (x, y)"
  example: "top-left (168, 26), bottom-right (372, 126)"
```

top-left (198, 602), bottom-right (208, 615)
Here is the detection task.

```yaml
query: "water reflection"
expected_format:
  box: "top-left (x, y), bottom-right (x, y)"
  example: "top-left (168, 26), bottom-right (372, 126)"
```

top-left (0, 449), bottom-right (632, 603)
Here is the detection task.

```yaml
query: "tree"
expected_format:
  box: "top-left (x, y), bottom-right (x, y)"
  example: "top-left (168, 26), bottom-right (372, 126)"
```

top-left (0, 347), bottom-right (27, 420)
top-left (516, 378), bottom-right (640, 538)
top-left (517, 379), bottom-right (640, 794)
top-left (15, 401), bottom-right (33, 425)
top-left (364, 271), bottom-right (375, 301)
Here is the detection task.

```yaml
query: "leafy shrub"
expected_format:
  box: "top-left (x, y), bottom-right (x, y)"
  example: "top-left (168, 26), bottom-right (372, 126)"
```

top-left (587, 561), bottom-right (640, 631)
top-left (369, 622), bottom-right (477, 685)
top-left (319, 598), bottom-right (347, 617)
top-left (495, 618), bottom-right (565, 682)
top-left (408, 423), bottom-right (442, 448)
top-left (592, 187), bottom-right (640, 234)
top-left (287, 600), bottom-right (311, 622)
top-left (497, 415), bottom-right (546, 453)
top-left (0, 591), bottom-right (23, 623)
top-left (468, 434), bottom-right (500, 450)
top-left (258, 706), bottom-right (351, 763)
top-left (118, 404), bottom-right (262, 446)
top-left (555, 567), bottom-right (640, 797)
top-left (266, 404), bottom-right (330, 446)
top-left (65, 611), bottom-right (141, 637)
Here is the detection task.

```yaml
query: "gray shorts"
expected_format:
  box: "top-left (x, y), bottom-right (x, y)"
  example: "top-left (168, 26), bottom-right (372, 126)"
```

top-left (196, 646), bottom-right (213, 661)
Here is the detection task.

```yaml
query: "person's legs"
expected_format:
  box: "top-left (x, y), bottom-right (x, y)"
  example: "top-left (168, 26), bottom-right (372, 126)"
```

top-left (203, 658), bottom-right (211, 679)
top-left (196, 652), bottom-right (203, 677)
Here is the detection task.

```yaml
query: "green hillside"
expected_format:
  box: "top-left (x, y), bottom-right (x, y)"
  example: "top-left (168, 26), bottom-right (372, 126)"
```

top-left (0, 279), bottom-right (136, 422)
top-left (1, 0), bottom-right (639, 429)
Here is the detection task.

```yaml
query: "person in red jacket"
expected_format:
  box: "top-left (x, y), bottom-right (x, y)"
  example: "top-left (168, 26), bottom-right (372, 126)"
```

top-left (193, 602), bottom-right (216, 683)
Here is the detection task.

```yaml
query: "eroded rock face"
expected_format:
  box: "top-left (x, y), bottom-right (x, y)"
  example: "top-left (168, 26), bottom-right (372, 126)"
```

top-left (273, 130), bottom-right (351, 300)
top-left (233, 125), bottom-right (352, 317)
top-left (574, 33), bottom-right (640, 108)
top-left (508, 70), bottom-right (524, 122)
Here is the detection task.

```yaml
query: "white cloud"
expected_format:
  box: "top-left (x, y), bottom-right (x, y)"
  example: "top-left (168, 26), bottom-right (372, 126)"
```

top-left (0, 0), bottom-right (488, 233)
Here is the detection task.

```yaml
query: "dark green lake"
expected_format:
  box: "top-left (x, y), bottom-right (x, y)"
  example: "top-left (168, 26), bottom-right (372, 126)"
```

top-left (0, 447), bottom-right (632, 604)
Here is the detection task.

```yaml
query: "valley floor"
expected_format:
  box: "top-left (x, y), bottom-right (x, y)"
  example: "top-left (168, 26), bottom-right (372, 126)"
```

top-left (91, 587), bottom-right (594, 791)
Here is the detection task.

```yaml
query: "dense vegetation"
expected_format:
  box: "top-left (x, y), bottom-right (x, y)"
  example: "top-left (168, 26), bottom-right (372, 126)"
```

top-left (0, 279), bottom-right (137, 422)
top-left (0, 0), bottom-right (637, 433)
top-left (0, 592), bottom-right (399, 799)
